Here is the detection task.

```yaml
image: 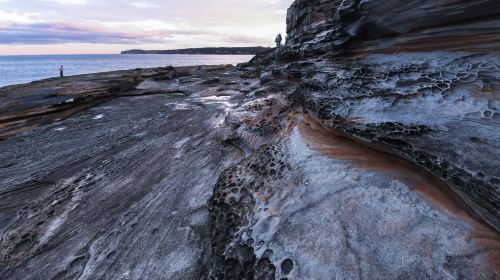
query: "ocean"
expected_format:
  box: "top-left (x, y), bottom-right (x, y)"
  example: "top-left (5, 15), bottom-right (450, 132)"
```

top-left (0, 54), bottom-right (254, 87)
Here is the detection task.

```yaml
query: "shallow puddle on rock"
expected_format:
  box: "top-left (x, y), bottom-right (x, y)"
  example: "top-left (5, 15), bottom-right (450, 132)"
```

top-left (298, 114), bottom-right (500, 267)
top-left (92, 114), bottom-right (104, 120)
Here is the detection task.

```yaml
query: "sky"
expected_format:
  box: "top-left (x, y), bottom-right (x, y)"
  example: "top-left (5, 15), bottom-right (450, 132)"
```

top-left (0, 0), bottom-right (293, 55)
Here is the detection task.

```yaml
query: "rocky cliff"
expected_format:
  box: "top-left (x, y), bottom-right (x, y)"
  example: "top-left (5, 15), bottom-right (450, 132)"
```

top-left (285, 0), bottom-right (500, 55)
top-left (0, 0), bottom-right (499, 279)
top-left (280, 0), bottom-right (500, 232)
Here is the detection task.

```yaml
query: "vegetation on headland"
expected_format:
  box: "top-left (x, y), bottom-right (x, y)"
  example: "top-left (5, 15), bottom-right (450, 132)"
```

top-left (121, 47), bottom-right (270, 55)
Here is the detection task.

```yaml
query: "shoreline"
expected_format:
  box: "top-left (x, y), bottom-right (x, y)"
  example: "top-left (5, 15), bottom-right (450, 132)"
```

top-left (0, 53), bottom-right (258, 57)
top-left (0, 54), bottom-right (254, 88)
top-left (0, 64), bottom-right (238, 140)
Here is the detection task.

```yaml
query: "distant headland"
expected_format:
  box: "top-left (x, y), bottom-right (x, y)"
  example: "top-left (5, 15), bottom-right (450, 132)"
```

top-left (121, 47), bottom-right (270, 55)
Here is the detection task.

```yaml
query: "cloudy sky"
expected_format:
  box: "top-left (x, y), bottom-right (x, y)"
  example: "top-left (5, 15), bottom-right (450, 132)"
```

top-left (0, 0), bottom-right (293, 55)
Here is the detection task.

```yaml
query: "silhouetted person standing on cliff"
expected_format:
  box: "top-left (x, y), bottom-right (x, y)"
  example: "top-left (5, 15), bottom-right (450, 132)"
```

top-left (275, 33), bottom-right (283, 48)
top-left (59, 65), bottom-right (64, 77)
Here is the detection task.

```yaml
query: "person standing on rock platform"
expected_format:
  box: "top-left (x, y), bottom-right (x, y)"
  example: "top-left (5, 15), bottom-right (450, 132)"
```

top-left (275, 33), bottom-right (283, 48)
top-left (59, 65), bottom-right (64, 77)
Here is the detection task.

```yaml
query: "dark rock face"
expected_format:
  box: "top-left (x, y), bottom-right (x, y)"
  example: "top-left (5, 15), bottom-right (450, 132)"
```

top-left (285, 0), bottom-right (500, 56)
top-left (1, 0), bottom-right (499, 279)
top-left (208, 143), bottom-right (293, 279)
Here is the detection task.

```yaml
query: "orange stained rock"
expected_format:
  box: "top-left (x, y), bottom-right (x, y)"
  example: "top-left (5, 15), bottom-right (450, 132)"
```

top-left (298, 114), bottom-right (500, 268)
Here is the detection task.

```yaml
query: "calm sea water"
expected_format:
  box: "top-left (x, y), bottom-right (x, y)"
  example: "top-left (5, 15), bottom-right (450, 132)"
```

top-left (0, 54), bottom-right (254, 87)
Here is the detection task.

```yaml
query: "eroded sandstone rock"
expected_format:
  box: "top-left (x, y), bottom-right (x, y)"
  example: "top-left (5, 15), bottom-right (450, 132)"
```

top-left (0, 0), bottom-right (499, 279)
top-left (209, 0), bottom-right (500, 279)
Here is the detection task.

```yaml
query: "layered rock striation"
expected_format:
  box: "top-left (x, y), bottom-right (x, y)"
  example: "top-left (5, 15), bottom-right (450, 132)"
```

top-left (210, 0), bottom-right (500, 278)
top-left (285, 0), bottom-right (500, 55)
top-left (0, 0), bottom-right (499, 279)
top-left (0, 64), bottom-right (265, 279)
top-left (279, 0), bottom-right (500, 232)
